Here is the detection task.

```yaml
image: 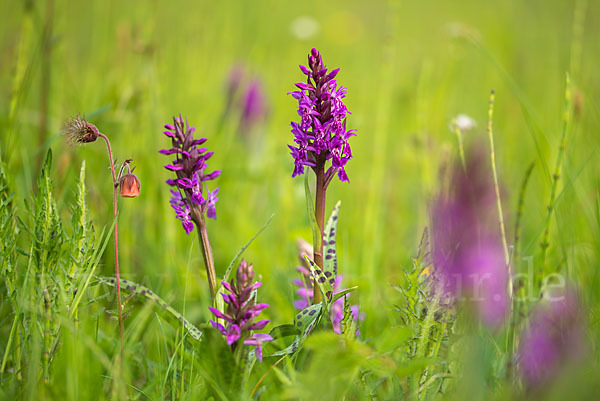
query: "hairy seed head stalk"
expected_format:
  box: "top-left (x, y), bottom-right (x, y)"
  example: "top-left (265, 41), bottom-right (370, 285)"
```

top-left (63, 116), bottom-right (126, 359)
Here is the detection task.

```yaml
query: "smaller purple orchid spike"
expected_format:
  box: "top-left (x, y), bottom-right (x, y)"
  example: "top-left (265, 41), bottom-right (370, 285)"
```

top-left (160, 116), bottom-right (221, 234)
top-left (519, 287), bottom-right (586, 390)
top-left (209, 260), bottom-right (273, 361)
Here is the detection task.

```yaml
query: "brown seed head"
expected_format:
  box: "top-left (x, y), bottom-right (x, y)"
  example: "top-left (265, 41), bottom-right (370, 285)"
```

top-left (63, 115), bottom-right (100, 144)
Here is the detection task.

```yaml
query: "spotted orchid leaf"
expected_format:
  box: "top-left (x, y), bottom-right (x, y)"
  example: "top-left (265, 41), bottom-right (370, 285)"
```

top-left (98, 277), bottom-right (202, 341)
top-left (269, 303), bottom-right (323, 357)
top-left (304, 255), bottom-right (334, 306)
top-left (322, 201), bottom-right (340, 277)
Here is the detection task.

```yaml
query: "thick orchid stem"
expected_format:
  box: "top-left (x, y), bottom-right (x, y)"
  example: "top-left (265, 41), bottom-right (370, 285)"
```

top-left (313, 160), bottom-right (326, 304)
top-left (195, 212), bottom-right (217, 303)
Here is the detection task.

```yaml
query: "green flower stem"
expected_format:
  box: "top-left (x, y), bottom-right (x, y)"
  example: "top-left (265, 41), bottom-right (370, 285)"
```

top-left (42, 289), bottom-right (51, 384)
top-left (539, 74), bottom-right (572, 282)
top-left (452, 119), bottom-right (466, 171)
top-left (486, 91), bottom-right (512, 297)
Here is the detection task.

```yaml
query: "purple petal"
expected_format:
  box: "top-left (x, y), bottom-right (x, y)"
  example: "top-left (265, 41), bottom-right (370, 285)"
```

top-left (221, 281), bottom-right (234, 293)
top-left (164, 164), bottom-right (184, 171)
top-left (249, 320), bottom-right (270, 330)
top-left (208, 307), bottom-right (232, 323)
top-left (225, 324), bottom-right (241, 345)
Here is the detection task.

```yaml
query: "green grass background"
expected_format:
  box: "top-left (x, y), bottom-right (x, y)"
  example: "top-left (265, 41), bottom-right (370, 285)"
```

top-left (1, 0), bottom-right (599, 399)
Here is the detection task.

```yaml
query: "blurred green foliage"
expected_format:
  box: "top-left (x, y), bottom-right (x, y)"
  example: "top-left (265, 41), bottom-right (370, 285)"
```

top-left (1, 0), bottom-right (600, 399)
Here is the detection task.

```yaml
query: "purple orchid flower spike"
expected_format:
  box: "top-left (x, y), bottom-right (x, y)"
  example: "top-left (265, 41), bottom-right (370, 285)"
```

top-left (160, 115), bottom-right (221, 301)
top-left (160, 115), bottom-right (221, 234)
top-left (209, 260), bottom-right (273, 362)
top-left (288, 49), bottom-right (356, 305)
top-left (288, 48), bottom-right (355, 184)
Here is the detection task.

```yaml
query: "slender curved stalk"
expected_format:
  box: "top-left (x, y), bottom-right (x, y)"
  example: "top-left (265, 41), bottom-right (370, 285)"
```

top-left (539, 75), bottom-right (572, 279)
top-left (42, 289), bottom-right (51, 383)
top-left (508, 161), bottom-right (535, 376)
top-left (98, 133), bottom-right (124, 359)
top-left (487, 91), bottom-right (512, 298)
top-left (452, 119), bottom-right (466, 170)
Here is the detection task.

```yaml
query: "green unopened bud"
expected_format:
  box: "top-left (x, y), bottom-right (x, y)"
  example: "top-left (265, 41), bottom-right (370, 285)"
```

top-left (236, 259), bottom-right (254, 291)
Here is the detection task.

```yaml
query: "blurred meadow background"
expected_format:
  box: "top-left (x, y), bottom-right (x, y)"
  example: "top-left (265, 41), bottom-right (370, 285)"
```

top-left (1, 0), bottom-right (600, 399)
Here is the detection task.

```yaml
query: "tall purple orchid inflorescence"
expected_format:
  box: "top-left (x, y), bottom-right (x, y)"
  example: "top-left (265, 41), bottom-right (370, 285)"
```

top-left (430, 145), bottom-right (509, 327)
top-left (288, 48), bottom-right (355, 183)
top-left (160, 115), bottom-right (221, 301)
top-left (288, 48), bottom-right (355, 303)
top-left (209, 260), bottom-right (273, 362)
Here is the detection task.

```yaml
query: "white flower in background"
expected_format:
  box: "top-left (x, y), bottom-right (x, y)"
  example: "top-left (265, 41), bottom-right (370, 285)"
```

top-left (290, 16), bottom-right (320, 40)
top-left (452, 114), bottom-right (477, 131)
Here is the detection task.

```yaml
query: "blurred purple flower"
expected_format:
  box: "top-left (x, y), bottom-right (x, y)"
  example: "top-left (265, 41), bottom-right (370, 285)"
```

top-left (160, 116), bottom-right (221, 234)
top-left (430, 145), bottom-right (509, 327)
top-left (241, 80), bottom-right (267, 132)
top-left (519, 288), bottom-right (586, 390)
top-left (226, 65), bottom-right (245, 104)
top-left (209, 260), bottom-right (273, 362)
top-left (288, 48), bottom-right (356, 183)
top-left (223, 65), bottom-right (269, 134)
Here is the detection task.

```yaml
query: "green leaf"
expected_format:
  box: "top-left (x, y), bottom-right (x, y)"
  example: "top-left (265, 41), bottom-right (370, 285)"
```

top-left (341, 295), bottom-right (357, 339)
top-left (98, 277), bottom-right (202, 341)
top-left (69, 160), bottom-right (95, 278)
top-left (322, 201), bottom-right (340, 277)
top-left (269, 324), bottom-right (298, 340)
top-left (269, 303), bottom-right (323, 357)
top-left (221, 214), bottom-right (274, 285)
top-left (331, 286), bottom-right (358, 304)
top-left (33, 149), bottom-right (62, 276)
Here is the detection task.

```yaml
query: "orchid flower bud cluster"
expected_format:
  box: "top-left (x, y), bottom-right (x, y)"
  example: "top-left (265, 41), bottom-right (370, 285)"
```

top-left (209, 260), bottom-right (273, 361)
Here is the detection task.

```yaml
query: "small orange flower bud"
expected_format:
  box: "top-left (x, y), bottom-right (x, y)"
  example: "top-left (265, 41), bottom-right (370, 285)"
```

top-left (119, 173), bottom-right (141, 198)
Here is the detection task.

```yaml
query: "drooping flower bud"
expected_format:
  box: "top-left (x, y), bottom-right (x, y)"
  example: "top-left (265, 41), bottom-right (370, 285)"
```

top-left (119, 173), bottom-right (141, 198)
top-left (63, 115), bottom-right (100, 144)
